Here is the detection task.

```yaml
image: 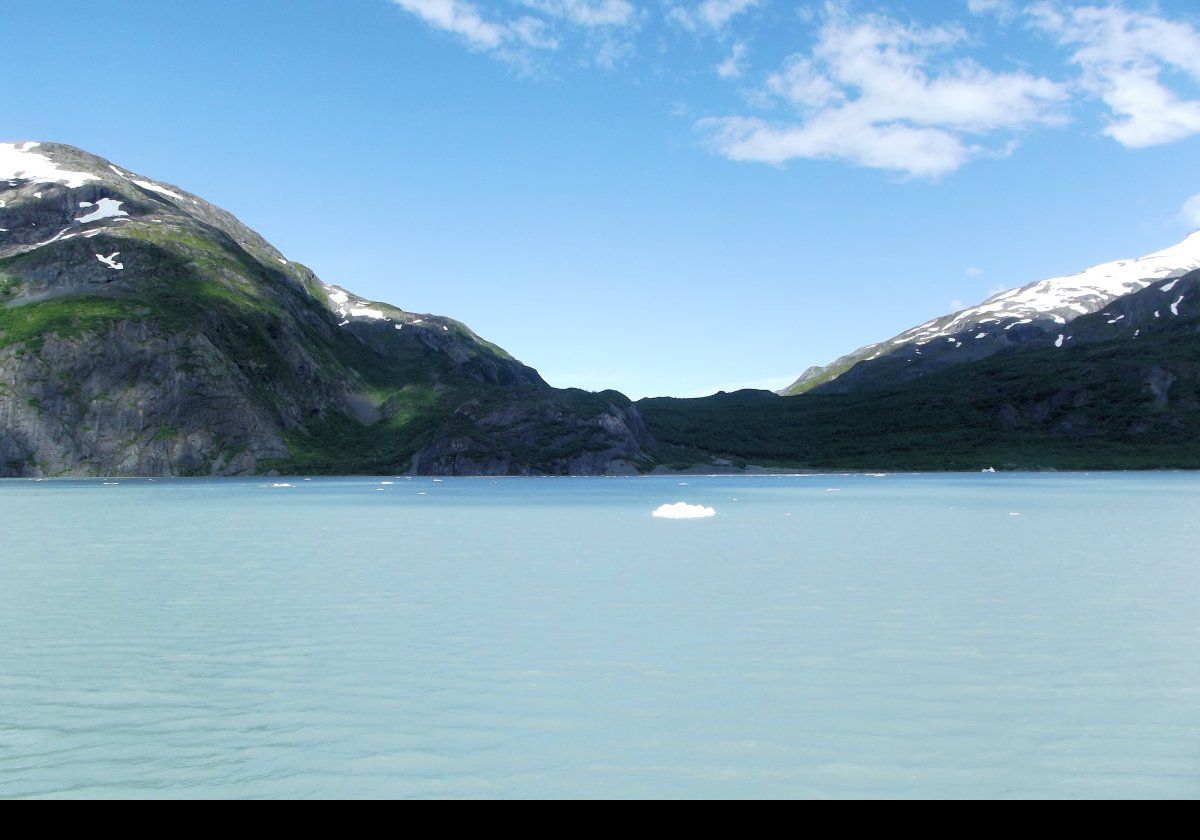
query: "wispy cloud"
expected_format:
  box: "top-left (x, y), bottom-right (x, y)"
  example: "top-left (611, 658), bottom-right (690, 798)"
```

top-left (520, 0), bottom-right (636, 28)
top-left (698, 5), bottom-right (1067, 177)
top-left (669, 0), bottom-right (759, 32)
top-left (389, 1), bottom-right (514, 50)
top-left (1026, 2), bottom-right (1200, 148)
top-left (387, 0), bottom-right (636, 67)
top-left (384, 1), bottom-right (1200, 176)
top-left (966, 0), bottom-right (1019, 25)
top-left (1183, 193), bottom-right (1200, 228)
top-left (715, 40), bottom-right (748, 78)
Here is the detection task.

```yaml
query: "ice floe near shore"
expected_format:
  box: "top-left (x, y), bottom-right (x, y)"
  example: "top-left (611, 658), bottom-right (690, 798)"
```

top-left (652, 502), bottom-right (716, 519)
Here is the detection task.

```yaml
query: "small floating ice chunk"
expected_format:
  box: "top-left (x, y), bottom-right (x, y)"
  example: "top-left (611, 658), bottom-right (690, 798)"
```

top-left (652, 502), bottom-right (716, 519)
top-left (271, 483), bottom-right (293, 488)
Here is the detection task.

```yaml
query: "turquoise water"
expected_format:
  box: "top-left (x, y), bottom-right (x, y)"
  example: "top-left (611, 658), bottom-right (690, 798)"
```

top-left (0, 473), bottom-right (1197, 799)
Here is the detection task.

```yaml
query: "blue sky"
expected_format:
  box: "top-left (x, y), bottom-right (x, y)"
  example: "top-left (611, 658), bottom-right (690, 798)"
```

top-left (7, 0), bottom-right (1200, 397)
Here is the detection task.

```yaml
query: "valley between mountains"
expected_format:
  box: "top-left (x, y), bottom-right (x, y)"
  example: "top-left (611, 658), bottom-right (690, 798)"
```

top-left (3, 142), bottom-right (1199, 476)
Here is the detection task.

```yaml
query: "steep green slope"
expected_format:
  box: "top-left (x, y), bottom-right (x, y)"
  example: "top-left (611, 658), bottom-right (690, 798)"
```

top-left (0, 142), bottom-right (653, 476)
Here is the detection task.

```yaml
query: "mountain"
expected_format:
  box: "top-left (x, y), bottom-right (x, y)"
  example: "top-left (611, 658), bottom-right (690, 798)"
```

top-left (640, 261), bottom-right (1200, 471)
top-left (782, 232), bottom-right (1200, 395)
top-left (6, 140), bottom-right (1198, 477)
top-left (0, 142), bottom-right (653, 476)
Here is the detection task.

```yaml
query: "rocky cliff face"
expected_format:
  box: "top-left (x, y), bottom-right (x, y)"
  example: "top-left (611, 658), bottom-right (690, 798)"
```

top-left (0, 142), bottom-right (655, 476)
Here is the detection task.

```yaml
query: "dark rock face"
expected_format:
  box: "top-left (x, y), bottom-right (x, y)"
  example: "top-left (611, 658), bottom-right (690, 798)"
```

top-left (0, 142), bottom-right (655, 476)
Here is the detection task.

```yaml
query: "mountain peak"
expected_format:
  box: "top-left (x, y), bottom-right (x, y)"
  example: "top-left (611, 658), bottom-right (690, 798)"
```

top-left (782, 228), bottom-right (1200, 395)
top-left (1, 141), bottom-right (103, 189)
top-left (1, 142), bottom-right (649, 476)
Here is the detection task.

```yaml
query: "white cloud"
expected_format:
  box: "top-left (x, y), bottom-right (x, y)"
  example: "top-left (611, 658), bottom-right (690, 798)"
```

top-left (1183, 193), bottom-right (1200, 228)
top-left (699, 7), bottom-right (1067, 177)
top-left (670, 0), bottom-right (759, 32)
top-left (383, 1), bottom-right (1200, 171)
top-left (715, 41), bottom-right (747, 78)
top-left (519, 0), bottom-right (635, 28)
top-left (966, 266), bottom-right (984, 277)
top-left (389, 0), bottom-right (510, 49)
top-left (1028, 2), bottom-right (1200, 148)
top-left (388, 0), bottom-right (636, 66)
top-left (967, 0), bottom-right (1018, 24)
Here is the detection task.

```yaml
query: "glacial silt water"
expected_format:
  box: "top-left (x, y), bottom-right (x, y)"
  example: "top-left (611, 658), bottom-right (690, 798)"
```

top-left (0, 474), bottom-right (1196, 798)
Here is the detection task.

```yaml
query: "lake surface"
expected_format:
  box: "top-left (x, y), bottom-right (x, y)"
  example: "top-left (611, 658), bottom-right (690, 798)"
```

top-left (0, 473), bottom-right (1197, 799)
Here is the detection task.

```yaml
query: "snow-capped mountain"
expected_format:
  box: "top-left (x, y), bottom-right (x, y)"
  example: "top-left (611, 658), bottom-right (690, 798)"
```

top-left (0, 142), bottom-right (650, 476)
top-left (782, 231), bottom-right (1200, 395)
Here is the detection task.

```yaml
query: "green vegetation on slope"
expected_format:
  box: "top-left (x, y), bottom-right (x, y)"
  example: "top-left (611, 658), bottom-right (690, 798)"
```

top-left (0, 296), bottom-right (140, 351)
top-left (641, 327), bottom-right (1200, 471)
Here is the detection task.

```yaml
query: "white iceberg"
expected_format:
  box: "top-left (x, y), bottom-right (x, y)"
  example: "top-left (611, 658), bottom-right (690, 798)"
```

top-left (652, 502), bottom-right (716, 520)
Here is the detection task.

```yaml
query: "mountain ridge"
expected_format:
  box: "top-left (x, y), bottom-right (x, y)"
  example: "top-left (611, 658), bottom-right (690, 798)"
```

top-left (642, 266), bottom-right (1200, 471)
top-left (0, 141), bottom-right (655, 476)
top-left (4, 140), bottom-right (1199, 476)
top-left (782, 229), bottom-right (1200, 396)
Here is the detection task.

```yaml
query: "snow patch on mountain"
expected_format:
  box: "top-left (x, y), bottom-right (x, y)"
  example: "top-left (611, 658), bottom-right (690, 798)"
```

top-left (0, 142), bottom-right (99, 189)
top-left (323, 284), bottom-right (389, 323)
top-left (75, 198), bottom-right (128, 224)
top-left (130, 177), bottom-right (188, 203)
top-left (95, 252), bottom-right (123, 270)
top-left (894, 231), bottom-right (1200, 346)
